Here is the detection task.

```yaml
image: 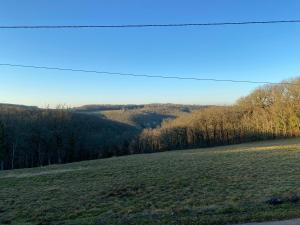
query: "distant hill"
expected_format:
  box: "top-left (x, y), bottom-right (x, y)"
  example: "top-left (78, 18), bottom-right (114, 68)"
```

top-left (0, 103), bottom-right (39, 111)
top-left (74, 104), bottom-right (144, 112)
top-left (74, 104), bottom-right (209, 129)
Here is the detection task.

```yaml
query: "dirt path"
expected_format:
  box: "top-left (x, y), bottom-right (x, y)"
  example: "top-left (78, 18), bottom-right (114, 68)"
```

top-left (238, 218), bottom-right (300, 225)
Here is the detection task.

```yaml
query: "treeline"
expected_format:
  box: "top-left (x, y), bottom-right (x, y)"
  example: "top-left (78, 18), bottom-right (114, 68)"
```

top-left (134, 78), bottom-right (300, 152)
top-left (0, 106), bottom-right (137, 170)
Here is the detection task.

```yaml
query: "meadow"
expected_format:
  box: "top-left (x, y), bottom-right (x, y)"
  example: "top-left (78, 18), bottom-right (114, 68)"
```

top-left (1, 138), bottom-right (300, 225)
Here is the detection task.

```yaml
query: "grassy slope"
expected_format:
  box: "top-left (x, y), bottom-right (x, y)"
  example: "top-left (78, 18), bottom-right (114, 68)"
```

top-left (2, 139), bottom-right (300, 225)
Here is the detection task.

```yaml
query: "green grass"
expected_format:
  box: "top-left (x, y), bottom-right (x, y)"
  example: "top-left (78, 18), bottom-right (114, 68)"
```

top-left (2, 138), bottom-right (300, 225)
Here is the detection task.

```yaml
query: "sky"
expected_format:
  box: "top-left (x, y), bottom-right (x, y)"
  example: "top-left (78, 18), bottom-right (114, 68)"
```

top-left (0, 0), bottom-right (299, 107)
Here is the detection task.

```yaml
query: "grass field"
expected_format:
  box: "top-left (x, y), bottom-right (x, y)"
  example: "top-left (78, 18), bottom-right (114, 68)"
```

top-left (1, 138), bottom-right (300, 225)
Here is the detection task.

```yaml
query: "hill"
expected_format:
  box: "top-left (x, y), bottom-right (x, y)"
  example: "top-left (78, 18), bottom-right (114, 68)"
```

top-left (0, 103), bottom-right (39, 111)
top-left (75, 104), bottom-right (207, 129)
top-left (1, 138), bottom-right (300, 225)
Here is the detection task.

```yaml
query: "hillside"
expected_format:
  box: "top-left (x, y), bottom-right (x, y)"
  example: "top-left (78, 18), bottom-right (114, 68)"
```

top-left (2, 138), bottom-right (300, 225)
top-left (75, 104), bottom-right (207, 129)
top-left (136, 77), bottom-right (300, 153)
top-left (0, 107), bottom-right (139, 170)
top-left (0, 103), bottom-right (39, 111)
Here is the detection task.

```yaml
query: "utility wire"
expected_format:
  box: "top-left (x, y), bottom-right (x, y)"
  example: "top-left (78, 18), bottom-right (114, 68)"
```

top-left (0, 63), bottom-right (299, 86)
top-left (0, 20), bottom-right (300, 29)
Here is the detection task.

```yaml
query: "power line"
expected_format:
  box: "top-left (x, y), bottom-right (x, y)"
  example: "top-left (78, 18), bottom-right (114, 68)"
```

top-left (0, 20), bottom-right (300, 29)
top-left (0, 63), bottom-right (298, 86)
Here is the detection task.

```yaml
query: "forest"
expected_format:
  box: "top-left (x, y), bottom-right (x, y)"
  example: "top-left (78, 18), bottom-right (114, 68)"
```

top-left (135, 77), bottom-right (300, 152)
top-left (0, 105), bottom-right (138, 170)
top-left (0, 77), bottom-right (300, 170)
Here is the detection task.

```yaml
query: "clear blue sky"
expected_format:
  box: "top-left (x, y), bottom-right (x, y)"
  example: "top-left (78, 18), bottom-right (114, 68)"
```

top-left (0, 0), bottom-right (299, 107)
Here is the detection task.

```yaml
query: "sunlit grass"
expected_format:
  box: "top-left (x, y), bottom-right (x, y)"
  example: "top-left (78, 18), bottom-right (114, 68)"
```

top-left (1, 138), bottom-right (300, 225)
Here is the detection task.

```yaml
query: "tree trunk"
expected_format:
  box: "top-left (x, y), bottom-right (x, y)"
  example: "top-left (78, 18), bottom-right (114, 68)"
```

top-left (11, 143), bottom-right (16, 170)
top-left (0, 160), bottom-right (3, 170)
